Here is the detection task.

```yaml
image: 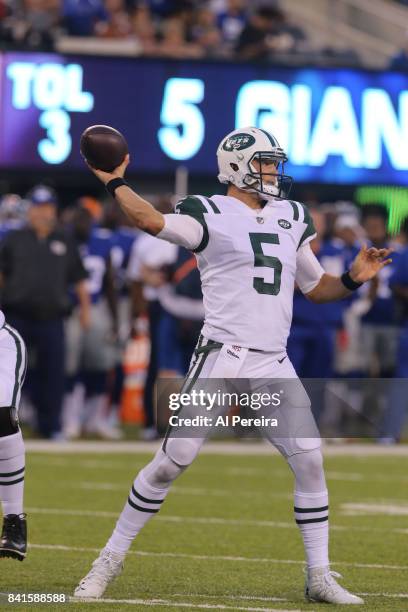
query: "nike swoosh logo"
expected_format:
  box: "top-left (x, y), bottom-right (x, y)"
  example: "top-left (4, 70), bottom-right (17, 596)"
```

top-left (278, 356), bottom-right (287, 364)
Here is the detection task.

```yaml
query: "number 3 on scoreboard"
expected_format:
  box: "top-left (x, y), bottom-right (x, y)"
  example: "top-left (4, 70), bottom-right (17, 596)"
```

top-left (249, 233), bottom-right (282, 296)
top-left (158, 78), bottom-right (205, 161)
top-left (38, 110), bottom-right (71, 164)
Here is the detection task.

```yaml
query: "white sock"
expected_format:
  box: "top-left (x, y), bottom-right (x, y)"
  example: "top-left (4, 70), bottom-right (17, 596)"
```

top-left (0, 430), bottom-right (25, 516)
top-left (62, 384), bottom-right (86, 437)
top-left (84, 395), bottom-right (108, 432)
top-left (106, 471), bottom-right (169, 555)
top-left (294, 489), bottom-right (329, 570)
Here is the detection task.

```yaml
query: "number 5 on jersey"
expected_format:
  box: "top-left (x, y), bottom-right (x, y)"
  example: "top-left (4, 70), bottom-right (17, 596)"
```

top-left (249, 233), bottom-right (282, 296)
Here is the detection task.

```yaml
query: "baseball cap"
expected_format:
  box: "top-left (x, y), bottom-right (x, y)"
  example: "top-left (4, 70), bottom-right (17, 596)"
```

top-left (334, 214), bottom-right (361, 231)
top-left (27, 185), bottom-right (58, 206)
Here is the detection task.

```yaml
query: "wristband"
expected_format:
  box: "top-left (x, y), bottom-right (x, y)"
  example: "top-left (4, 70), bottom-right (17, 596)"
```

top-left (106, 177), bottom-right (127, 197)
top-left (341, 270), bottom-right (363, 291)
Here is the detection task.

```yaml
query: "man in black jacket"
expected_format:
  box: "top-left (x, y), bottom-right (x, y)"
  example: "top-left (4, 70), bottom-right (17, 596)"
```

top-left (0, 186), bottom-right (90, 439)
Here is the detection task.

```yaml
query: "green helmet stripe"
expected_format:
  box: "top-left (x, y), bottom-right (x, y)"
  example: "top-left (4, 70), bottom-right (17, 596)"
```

top-left (258, 128), bottom-right (277, 148)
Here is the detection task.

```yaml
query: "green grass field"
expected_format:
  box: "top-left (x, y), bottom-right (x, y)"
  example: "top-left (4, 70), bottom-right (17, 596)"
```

top-left (1, 447), bottom-right (407, 611)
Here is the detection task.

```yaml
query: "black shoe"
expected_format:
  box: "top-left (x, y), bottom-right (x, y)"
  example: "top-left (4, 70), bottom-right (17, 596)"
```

top-left (0, 514), bottom-right (27, 561)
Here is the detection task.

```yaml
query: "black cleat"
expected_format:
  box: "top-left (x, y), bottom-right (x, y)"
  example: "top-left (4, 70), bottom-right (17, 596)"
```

top-left (0, 514), bottom-right (27, 561)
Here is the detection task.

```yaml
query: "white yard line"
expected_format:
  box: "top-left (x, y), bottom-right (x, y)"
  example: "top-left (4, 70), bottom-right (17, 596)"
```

top-left (172, 591), bottom-right (408, 602)
top-left (358, 592), bottom-right (408, 599)
top-left (70, 480), bottom-right (407, 506)
top-left (28, 457), bottom-right (142, 470)
top-left (24, 506), bottom-right (302, 529)
top-left (226, 467), bottom-right (408, 483)
top-left (28, 453), bottom-right (408, 484)
top-left (172, 594), bottom-right (287, 603)
top-left (341, 502), bottom-right (408, 516)
top-left (77, 482), bottom-right (292, 500)
top-left (25, 506), bottom-right (408, 536)
top-left (71, 597), bottom-right (297, 611)
top-left (30, 543), bottom-right (408, 571)
top-left (24, 440), bottom-right (408, 456)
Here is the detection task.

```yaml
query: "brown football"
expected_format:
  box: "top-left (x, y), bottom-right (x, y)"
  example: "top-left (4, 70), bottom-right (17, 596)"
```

top-left (80, 125), bottom-right (128, 172)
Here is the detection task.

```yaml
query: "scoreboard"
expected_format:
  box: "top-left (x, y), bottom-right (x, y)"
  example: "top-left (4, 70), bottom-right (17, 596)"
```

top-left (0, 52), bottom-right (407, 185)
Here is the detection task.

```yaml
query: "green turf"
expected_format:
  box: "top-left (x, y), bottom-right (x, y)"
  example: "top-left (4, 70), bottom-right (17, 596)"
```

top-left (1, 450), bottom-right (407, 611)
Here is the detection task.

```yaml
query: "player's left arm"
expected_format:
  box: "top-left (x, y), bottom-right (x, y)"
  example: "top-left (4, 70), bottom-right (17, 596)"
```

top-left (303, 244), bottom-right (392, 304)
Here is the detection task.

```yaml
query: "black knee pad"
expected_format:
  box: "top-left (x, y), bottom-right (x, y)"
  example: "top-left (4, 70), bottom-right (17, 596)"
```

top-left (0, 406), bottom-right (19, 437)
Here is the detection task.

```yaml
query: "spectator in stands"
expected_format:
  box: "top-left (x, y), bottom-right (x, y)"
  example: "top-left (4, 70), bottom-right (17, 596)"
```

top-left (144, 0), bottom-right (179, 18)
top-left (334, 214), bottom-right (363, 269)
top-left (381, 219), bottom-right (408, 442)
top-left (216, 0), bottom-right (247, 48)
top-left (192, 7), bottom-right (225, 58)
top-left (0, 194), bottom-right (28, 239)
top-left (156, 14), bottom-right (203, 58)
top-left (2, 0), bottom-right (60, 49)
top-left (236, 6), bottom-right (282, 61)
top-left (131, 4), bottom-right (158, 53)
top-left (236, 5), bottom-right (304, 60)
top-left (0, 0), bottom-right (7, 19)
top-left (96, 0), bottom-right (133, 38)
top-left (63, 0), bottom-right (107, 37)
top-left (0, 186), bottom-right (89, 439)
top-left (332, 213), bottom-right (364, 374)
top-left (287, 208), bottom-right (346, 423)
top-left (157, 246), bottom-right (204, 376)
top-left (63, 203), bottom-right (119, 440)
top-left (389, 30), bottom-right (408, 71)
top-left (171, 0), bottom-right (195, 35)
top-left (127, 223), bottom-right (177, 440)
top-left (102, 200), bottom-right (139, 432)
top-left (360, 206), bottom-right (400, 378)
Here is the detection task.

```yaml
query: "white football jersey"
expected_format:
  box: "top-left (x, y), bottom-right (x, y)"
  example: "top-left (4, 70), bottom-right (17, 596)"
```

top-left (174, 194), bottom-right (316, 353)
top-left (0, 309), bottom-right (4, 329)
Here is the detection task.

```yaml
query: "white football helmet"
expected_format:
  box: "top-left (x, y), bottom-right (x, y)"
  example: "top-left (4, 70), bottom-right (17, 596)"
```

top-left (217, 126), bottom-right (292, 198)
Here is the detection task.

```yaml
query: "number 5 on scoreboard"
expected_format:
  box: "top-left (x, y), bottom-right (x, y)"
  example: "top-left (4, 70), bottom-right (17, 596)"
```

top-left (158, 78), bottom-right (205, 161)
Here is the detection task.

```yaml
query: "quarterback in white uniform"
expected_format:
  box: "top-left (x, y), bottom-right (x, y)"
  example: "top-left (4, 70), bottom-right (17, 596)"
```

top-left (0, 309), bottom-right (27, 560)
top-left (75, 127), bottom-right (392, 604)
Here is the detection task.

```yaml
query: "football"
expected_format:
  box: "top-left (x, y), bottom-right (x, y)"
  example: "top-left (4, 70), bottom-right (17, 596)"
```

top-left (80, 125), bottom-right (128, 173)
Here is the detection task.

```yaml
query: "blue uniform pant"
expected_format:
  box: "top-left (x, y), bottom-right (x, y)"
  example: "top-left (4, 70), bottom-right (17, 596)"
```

top-left (144, 301), bottom-right (162, 428)
top-left (381, 326), bottom-right (408, 440)
top-left (5, 315), bottom-right (65, 438)
top-left (287, 325), bottom-right (336, 423)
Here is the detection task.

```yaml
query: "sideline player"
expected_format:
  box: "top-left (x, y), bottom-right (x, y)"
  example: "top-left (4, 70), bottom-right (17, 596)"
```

top-left (0, 309), bottom-right (27, 560)
top-left (75, 127), bottom-right (391, 604)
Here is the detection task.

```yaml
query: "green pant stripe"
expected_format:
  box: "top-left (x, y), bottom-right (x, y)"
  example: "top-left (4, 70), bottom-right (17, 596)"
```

top-left (162, 335), bottom-right (207, 452)
top-left (183, 349), bottom-right (210, 395)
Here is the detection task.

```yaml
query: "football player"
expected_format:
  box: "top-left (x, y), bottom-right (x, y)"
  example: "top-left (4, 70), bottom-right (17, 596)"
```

top-left (0, 309), bottom-right (27, 560)
top-left (63, 204), bottom-right (119, 439)
top-left (75, 127), bottom-right (392, 604)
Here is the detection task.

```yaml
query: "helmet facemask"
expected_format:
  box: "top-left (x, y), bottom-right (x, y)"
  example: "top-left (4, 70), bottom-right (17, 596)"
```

top-left (243, 152), bottom-right (293, 199)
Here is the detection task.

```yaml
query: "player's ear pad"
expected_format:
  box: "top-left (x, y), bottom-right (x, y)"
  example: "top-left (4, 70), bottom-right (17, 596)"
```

top-left (0, 406), bottom-right (19, 436)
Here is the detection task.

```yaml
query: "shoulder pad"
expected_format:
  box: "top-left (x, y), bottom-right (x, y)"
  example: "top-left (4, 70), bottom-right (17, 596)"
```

top-left (175, 195), bottom-right (221, 216)
top-left (175, 196), bottom-right (208, 217)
